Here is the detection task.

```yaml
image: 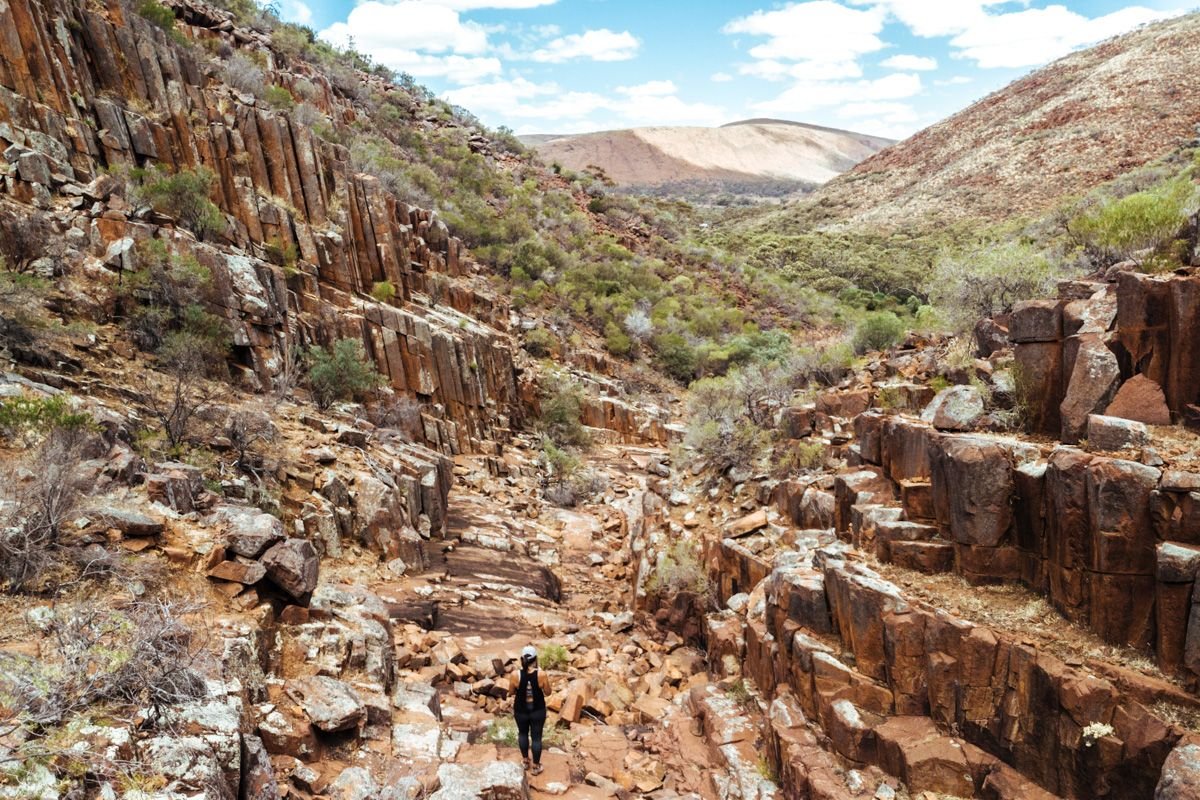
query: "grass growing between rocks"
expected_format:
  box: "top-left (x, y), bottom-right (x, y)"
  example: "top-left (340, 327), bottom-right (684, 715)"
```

top-left (872, 560), bottom-right (1179, 686)
top-left (484, 716), bottom-right (572, 749)
top-left (538, 644), bottom-right (569, 671)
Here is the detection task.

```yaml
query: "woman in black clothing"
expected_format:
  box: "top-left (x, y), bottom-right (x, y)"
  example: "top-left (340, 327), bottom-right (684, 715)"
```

top-left (512, 645), bottom-right (549, 775)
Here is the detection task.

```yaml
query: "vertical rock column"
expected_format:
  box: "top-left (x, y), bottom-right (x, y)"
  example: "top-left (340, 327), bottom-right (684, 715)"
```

top-left (1011, 300), bottom-right (1065, 436)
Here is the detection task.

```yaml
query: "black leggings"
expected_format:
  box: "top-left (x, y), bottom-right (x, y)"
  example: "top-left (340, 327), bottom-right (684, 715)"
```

top-left (514, 708), bottom-right (546, 764)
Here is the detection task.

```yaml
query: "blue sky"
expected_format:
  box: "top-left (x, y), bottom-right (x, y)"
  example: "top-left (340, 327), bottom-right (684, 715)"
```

top-left (282, 0), bottom-right (1191, 139)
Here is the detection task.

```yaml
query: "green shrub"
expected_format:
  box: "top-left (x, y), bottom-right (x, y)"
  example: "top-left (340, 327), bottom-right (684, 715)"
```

top-left (307, 338), bottom-right (383, 408)
top-left (0, 395), bottom-right (94, 444)
top-left (371, 280), bottom-right (397, 303)
top-left (927, 241), bottom-right (1061, 333)
top-left (264, 237), bottom-right (298, 271)
top-left (784, 440), bottom-right (825, 472)
top-left (523, 327), bottom-right (556, 358)
top-left (538, 379), bottom-right (589, 449)
top-left (653, 332), bottom-right (698, 383)
top-left (604, 321), bottom-right (633, 357)
top-left (137, 0), bottom-right (176, 31)
top-left (133, 167), bottom-right (224, 239)
top-left (1070, 176), bottom-right (1198, 267)
top-left (645, 540), bottom-right (709, 597)
top-left (852, 312), bottom-right (905, 354)
top-left (538, 644), bottom-right (569, 670)
top-left (264, 85), bottom-right (295, 111)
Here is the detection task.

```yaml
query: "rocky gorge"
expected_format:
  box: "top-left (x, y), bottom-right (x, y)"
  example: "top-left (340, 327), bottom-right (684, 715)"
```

top-left (1, 0), bottom-right (1200, 799)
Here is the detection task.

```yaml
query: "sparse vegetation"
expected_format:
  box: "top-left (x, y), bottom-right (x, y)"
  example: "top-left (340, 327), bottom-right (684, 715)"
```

top-left (371, 280), bottom-right (397, 303)
top-left (645, 540), bottom-right (709, 597)
top-left (1068, 175), bottom-right (1199, 268)
top-left (136, 0), bottom-right (177, 32)
top-left (130, 167), bottom-right (225, 239)
top-left (307, 338), bottom-right (384, 408)
top-left (538, 378), bottom-right (590, 449)
top-left (538, 644), bottom-right (569, 670)
top-left (0, 599), bottom-right (207, 727)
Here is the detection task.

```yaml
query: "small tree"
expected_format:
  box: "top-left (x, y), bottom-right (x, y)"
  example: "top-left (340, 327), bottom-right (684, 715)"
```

top-left (538, 378), bottom-right (589, 449)
top-left (852, 311), bottom-right (905, 354)
top-left (0, 396), bottom-right (96, 591)
top-left (133, 167), bottom-right (225, 239)
top-left (927, 241), bottom-right (1062, 333)
top-left (307, 338), bottom-right (383, 409)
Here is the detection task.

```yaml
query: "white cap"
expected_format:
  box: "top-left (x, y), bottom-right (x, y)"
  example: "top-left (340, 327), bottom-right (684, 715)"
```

top-left (521, 645), bottom-right (537, 660)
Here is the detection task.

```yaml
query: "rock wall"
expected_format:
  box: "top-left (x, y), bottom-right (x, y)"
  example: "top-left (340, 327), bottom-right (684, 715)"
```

top-left (0, 0), bottom-right (520, 453)
top-left (1008, 272), bottom-right (1200, 441)
top-left (711, 537), bottom-right (1200, 799)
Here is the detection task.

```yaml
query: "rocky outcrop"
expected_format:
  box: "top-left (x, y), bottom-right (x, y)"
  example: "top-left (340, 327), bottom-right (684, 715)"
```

top-left (712, 538), bottom-right (1193, 799)
top-left (0, 0), bottom-right (522, 454)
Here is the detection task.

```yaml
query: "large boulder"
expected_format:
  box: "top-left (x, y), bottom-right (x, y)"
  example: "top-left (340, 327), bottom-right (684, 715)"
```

top-left (428, 761), bottom-right (527, 800)
top-left (1156, 741), bottom-right (1200, 800)
top-left (260, 538), bottom-right (319, 602)
top-left (1059, 336), bottom-right (1120, 443)
top-left (288, 676), bottom-right (365, 733)
top-left (921, 386), bottom-right (984, 432)
top-left (1105, 374), bottom-right (1171, 425)
top-left (1086, 414), bottom-right (1150, 452)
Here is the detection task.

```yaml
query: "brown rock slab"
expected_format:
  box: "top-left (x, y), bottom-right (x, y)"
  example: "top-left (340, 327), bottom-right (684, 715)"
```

top-left (261, 538), bottom-right (319, 602)
top-left (1060, 335), bottom-right (1121, 444)
top-left (1156, 741), bottom-right (1200, 800)
top-left (875, 716), bottom-right (975, 798)
top-left (288, 675), bottom-right (365, 733)
top-left (727, 508), bottom-right (768, 538)
top-left (1086, 414), bottom-right (1150, 452)
top-left (1105, 374), bottom-right (1171, 425)
top-left (207, 559), bottom-right (266, 585)
top-left (1009, 300), bottom-right (1063, 343)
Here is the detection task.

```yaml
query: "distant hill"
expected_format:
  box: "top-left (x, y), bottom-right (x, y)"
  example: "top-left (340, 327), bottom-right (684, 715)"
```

top-left (521, 120), bottom-right (894, 200)
top-left (776, 11), bottom-right (1200, 229)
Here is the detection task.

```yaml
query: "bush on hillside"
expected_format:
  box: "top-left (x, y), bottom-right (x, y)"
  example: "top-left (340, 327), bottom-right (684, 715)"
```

top-left (852, 311), bottom-right (905, 354)
top-left (538, 379), bottom-right (589, 449)
top-left (927, 241), bottom-right (1061, 333)
top-left (307, 338), bottom-right (383, 408)
top-left (645, 540), bottom-right (708, 597)
top-left (1069, 176), bottom-right (1199, 268)
top-left (132, 167), bottom-right (224, 240)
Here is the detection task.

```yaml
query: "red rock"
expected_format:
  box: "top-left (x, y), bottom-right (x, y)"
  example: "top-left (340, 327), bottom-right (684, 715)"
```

top-left (1009, 300), bottom-right (1063, 343)
top-left (1156, 740), bottom-right (1200, 800)
top-left (1059, 335), bottom-right (1121, 443)
top-left (727, 508), bottom-right (768, 538)
top-left (207, 559), bottom-right (266, 584)
top-left (1086, 414), bottom-right (1150, 451)
top-left (928, 435), bottom-right (1014, 548)
top-left (1105, 374), bottom-right (1171, 425)
top-left (900, 480), bottom-right (935, 522)
top-left (1014, 341), bottom-right (1064, 435)
top-left (881, 417), bottom-right (934, 483)
top-left (875, 716), bottom-right (975, 797)
top-left (260, 538), bottom-right (319, 602)
top-left (889, 540), bottom-right (954, 574)
top-left (1167, 277), bottom-right (1200, 416)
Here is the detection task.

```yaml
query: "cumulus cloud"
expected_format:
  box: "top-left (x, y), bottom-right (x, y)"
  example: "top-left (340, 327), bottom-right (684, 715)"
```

top-left (725, 1), bottom-right (886, 79)
top-left (948, 5), bottom-right (1184, 68)
top-left (279, 0), bottom-right (312, 25)
top-left (753, 72), bottom-right (923, 114)
top-left (855, 0), bottom-right (1183, 68)
top-left (440, 0), bottom-right (557, 7)
top-left (711, 72), bottom-right (733, 83)
top-left (529, 29), bottom-right (640, 62)
top-left (880, 54), bottom-right (937, 71)
top-left (445, 77), bottom-right (726, 130)
top-left (320, 2), bottom-right (490, 55)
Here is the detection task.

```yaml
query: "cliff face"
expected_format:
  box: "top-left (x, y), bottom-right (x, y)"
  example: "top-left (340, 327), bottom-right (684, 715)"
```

top-left (0, 0), bottom-right (521, 454)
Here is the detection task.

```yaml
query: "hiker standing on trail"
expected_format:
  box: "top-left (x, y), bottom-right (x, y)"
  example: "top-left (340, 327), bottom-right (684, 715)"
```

top-left (512, 645), bottom-right (550, 775)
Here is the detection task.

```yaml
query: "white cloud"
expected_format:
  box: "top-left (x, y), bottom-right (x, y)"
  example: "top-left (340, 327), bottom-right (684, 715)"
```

top-left (934, 75), bottom-right (972, 86)
top-left (445, 77), bottom-right (726, 129)
top-left (617, 80), bottom-right (677, 97)
top-left (711, 72), bottom-right (733, 83)
top-left (279, 0), bottom-right (312, 25)
top-left (948, 5), bottom-right (1183, 68)
top-left (529, 29), bottom-right (639, 63)
top-left (725, 1), bottom-right (886, 79)
top-left (737, 58), bottom-right (863, 82)
top-left (319, 2), bottom-right (490, 55)
top-left (880, 54), bottom-right (937, 71)
top-left (754, 72), bottom-right (922, 114)
top-left (439, 0), bottom-right (556, 7)
top-left (837, 100), bottom-right (918, 120)
top-left (382, 51), bottom-right (503, 83)
top-left (857, 0), bottom-right (1183, 68)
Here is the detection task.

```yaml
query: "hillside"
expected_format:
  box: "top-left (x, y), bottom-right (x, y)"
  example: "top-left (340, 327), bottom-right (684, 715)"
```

top-left (524, 119), bottom-right (893, 199)
top-left (769, 11), bottom-right (1200, 230)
